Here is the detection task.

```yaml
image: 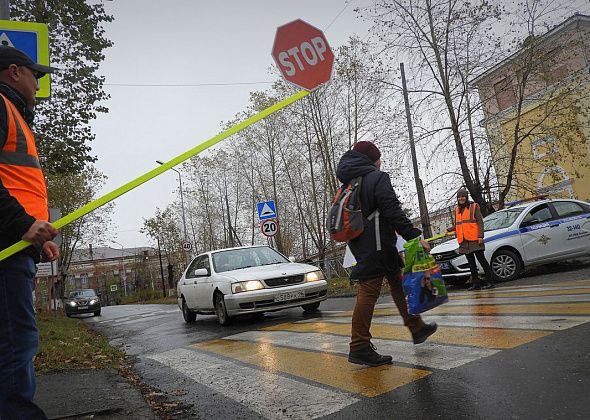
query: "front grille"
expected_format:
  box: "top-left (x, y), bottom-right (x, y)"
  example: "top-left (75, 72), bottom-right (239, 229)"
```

top-left (264, 275), bottom-right (304, 288)
top-left (433, 250), bottom-right (458, 261)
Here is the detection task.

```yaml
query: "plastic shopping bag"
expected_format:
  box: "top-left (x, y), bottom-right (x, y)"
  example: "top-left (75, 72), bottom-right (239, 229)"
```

top-left (402, 238), bottom-right (448, 314)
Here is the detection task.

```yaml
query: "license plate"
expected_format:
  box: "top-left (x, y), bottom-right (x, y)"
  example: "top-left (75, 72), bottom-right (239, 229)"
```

top-left (78, 306), bottom-right (88, 310)
top-left (274, 291), bottom-right (305, 302)
top-left (438, 262), bottom-right (450, 270)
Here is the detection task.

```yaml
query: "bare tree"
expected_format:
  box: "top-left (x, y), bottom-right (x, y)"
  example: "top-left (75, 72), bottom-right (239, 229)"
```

top-left (363, 0), bottom-right (503, 215)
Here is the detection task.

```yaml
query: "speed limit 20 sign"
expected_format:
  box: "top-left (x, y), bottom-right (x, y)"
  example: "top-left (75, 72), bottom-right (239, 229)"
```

top-left (261, 219), bottom-right (279, 237)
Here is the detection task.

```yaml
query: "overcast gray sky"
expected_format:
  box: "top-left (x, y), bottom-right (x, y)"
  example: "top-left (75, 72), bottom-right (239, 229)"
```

top-left (91, 0), bottom-right (372, 248)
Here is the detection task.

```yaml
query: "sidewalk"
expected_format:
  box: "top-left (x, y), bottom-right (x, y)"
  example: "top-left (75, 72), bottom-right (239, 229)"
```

top-left (35, 369), bottom-right (158, 419)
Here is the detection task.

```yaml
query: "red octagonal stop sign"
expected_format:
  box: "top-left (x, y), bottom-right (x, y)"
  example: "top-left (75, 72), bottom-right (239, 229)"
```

top-left (272, 19), bottom-right (334, 91)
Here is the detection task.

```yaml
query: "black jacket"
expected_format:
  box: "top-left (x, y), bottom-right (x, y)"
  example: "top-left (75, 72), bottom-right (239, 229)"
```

top-left (0, 83), bottom-right (38, 259)
top-left (336, 150), bottom-right (421, 280)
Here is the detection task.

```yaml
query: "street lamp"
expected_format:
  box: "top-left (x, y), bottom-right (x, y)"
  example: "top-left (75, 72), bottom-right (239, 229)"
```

top-left (156, 161), bottom-right (189, 243)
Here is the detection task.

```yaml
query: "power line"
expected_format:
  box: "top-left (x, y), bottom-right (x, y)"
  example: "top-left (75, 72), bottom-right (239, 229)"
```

top-left (325, 0), bottom-right (352, 31)
top-left (105, 2), bottom-right (355, 89)
top-left (104, 81), bottom-right (274, 87)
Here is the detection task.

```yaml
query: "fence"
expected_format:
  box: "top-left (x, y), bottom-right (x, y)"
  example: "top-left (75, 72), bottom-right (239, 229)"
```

top-left (308, 255), bottom-right (350, 279)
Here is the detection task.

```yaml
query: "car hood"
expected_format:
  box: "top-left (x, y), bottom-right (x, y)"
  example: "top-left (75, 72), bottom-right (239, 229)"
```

top-left (431, 239), bottom-right (459, 254)
top-left (67, 297), bottom-right (98, 302)
top-left (431, 226), bottom-right (513, 254)
top-left (216, 262), bottom-right (319, 282)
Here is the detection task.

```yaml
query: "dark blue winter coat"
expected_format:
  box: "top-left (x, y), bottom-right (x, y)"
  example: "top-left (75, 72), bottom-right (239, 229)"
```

top-left (336, 150), bottom-right (422, 280)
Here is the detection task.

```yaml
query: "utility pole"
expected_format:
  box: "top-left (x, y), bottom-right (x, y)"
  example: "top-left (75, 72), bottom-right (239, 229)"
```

top-left (157, 237), bottom-right (166, 298)
top-left (0, 0), bottom-right (10, 20)
top-left (400, 63), bottom-right (432, 238)
top-left (225, 193), bottom-right (234, 247)
top-left (156, 161), bottom-right (189, 264)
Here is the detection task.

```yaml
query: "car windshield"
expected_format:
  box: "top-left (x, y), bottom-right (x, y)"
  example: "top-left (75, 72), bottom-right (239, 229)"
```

top-left (212, 247), bottom-right (289, 273)
top-left (69, 290), bottom-right (96, 298)
top-left (484, 208), bottom-right (525, 231)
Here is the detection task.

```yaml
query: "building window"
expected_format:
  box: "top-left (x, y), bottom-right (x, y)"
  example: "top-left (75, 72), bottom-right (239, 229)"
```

top-left (543, 48), bottom-right (569, 86)
top-left (532, 136), bottom-right (558, 160)
top-left (80, 273), bottom-right (89, 288)
top-left (537, 165), bottom-right (573, 198)
top-left (494, 77), bottom-right (516, 111)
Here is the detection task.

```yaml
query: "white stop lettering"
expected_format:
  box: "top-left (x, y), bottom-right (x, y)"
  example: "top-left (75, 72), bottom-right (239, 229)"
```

top-left (278, 36), bottom-right (328, 76)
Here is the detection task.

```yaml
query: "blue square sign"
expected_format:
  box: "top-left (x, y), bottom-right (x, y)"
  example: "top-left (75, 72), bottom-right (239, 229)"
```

top-left (0, 29), bottom-right (38, 62)
top-left (257, 200), bottom-right (277, 221)
top-left (0, 20), bottom-right (51, 98)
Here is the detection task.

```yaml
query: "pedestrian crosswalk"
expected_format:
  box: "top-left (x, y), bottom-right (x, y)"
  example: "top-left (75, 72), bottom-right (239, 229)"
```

top-left (146, 279), bottom-right (590, 419)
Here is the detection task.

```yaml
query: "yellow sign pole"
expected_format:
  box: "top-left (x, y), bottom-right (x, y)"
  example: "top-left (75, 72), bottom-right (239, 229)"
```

top-left (425, 232), bottom-right (455, 242)
top-left (0, 89), bottom-right (310, 261)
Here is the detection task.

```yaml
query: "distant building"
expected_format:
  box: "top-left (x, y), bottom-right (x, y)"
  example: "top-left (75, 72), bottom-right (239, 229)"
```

top-left (473, 14), bottom-right (590, 202)
top-left (66, 245), bottom-right (162, 303)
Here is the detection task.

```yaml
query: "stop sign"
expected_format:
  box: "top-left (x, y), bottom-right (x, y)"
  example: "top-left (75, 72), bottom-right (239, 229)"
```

top-left (272, 19), bottom-right (334, 91)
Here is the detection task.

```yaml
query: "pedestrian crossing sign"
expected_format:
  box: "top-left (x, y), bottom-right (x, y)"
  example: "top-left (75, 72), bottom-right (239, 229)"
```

top-left (0, 20), bottom-right (51, 98)
top-left (257, 200), bottom-right (277, 221)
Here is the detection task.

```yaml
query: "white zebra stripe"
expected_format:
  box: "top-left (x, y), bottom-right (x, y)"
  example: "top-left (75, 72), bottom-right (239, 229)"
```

top-left (301, 315), bottom-right (590, 330)
top-left (376, 294), bottom-right (590, 307)
top-left (147, 348), bottom-right (359, 419)
top-left (223, 330), bottom-right (498, 370)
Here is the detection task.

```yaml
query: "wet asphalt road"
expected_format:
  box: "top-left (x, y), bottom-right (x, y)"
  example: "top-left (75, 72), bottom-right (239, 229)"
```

top-left (84, 264), bottom-right (590, 419)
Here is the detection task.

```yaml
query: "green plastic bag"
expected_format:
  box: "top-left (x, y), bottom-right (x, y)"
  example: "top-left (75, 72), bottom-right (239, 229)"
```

top-left (402, 237), bottom-right (449, 314)
top-left (403, 238), bottom-right (438, 274)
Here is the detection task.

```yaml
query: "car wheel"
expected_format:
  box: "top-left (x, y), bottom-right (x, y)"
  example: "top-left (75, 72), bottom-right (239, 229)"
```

top-left (94, 310), bottom-right (101, 316)
top-left (301, 302), bottom-right (321, 312)
top-left (214, 292), bottom-right (232, 326)
top-left (66, 313), bottom-right (72, 318)
top-left (491, 249), bottom-right (522, 282)
top-left (181, 298), bottom-right (196, 323)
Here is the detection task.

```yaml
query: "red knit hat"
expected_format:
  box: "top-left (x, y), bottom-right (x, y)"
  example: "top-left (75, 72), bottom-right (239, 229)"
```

top-left (352, 141), bottom-right (381, 162)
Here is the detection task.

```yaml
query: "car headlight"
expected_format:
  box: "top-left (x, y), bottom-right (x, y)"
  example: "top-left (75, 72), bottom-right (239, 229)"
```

top-left (68, 301), bottom-right (77, 307)
top-left (89, 299), bottom-right (98, 305)
top-left (305, 270), bottom-right (325, 282)
top-left (231, 280), bottom-right (265, 293)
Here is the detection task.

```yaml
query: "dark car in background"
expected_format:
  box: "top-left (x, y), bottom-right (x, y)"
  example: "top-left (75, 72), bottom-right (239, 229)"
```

top-left (65, 289), bottom-right (101, 317)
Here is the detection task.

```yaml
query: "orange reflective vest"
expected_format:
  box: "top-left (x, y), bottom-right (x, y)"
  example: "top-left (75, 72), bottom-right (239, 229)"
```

top-left (0, 94), bottom-right (48, 221)
top-left (455, 203), bottom-right (479, 244)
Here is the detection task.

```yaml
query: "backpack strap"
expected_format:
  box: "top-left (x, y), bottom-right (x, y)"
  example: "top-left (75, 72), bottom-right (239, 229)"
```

top-left (367, 210), bottom-right (381, 251)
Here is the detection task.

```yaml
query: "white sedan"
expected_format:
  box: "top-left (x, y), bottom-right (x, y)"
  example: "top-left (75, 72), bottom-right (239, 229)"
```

top-left (431, 198), bottom-right (590, 284)
top-left (176, 245), bottom-right (328, 325)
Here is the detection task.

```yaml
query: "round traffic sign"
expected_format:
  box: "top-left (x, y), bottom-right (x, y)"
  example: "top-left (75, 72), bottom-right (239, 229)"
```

top-left (182, 241), bottom-right (192, 252)
top-left (261, 219), bottom-right (279, 237)
top-left (272, 19), bottom-right (334, 91)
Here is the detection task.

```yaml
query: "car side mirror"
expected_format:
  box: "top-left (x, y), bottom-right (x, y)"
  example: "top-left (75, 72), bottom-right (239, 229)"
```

top-left (289, 256), bottom-right (296, 263)
top-left (521, 217), bottom-right (539, 228)
top-left (194, 268), bottom-right (209, 277)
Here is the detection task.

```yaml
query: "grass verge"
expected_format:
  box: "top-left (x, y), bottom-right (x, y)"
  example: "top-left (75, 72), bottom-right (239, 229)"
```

top-left (35, 311), bottom-right (123, 375)
top-left (327, 277), bottom-right (357, 296)
top-left (121, 290), bottom-right (177, 305)
top-left (327, 277), bottom-right (391, 297)
top-left (35, 311), bottom-right (193, 418)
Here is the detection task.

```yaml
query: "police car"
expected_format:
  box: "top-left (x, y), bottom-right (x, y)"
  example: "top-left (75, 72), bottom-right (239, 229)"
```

top-left (430, 198), bottom-right (590, 284)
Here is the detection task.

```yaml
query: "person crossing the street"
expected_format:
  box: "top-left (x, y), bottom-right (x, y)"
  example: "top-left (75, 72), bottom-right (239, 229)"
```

top-left (336, 141), bottom-right (438, 367)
